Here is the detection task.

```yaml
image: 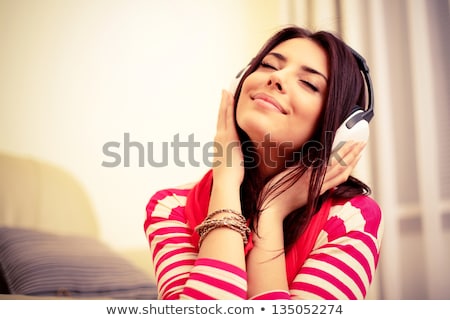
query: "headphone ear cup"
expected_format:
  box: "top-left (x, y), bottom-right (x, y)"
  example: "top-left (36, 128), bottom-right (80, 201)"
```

top-left (331, 109), bottom-right (369, 152)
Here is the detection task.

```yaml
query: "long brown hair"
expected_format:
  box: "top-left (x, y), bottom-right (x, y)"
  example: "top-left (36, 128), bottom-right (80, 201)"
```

top-left (234, 26), bottom-right (371, 252)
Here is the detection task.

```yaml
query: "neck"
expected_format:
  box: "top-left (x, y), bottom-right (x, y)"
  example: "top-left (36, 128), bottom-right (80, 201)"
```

top-left (254, 144), bottom-right (290, 180)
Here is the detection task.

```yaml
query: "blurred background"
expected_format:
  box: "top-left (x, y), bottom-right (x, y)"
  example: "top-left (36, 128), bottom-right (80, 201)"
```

top-left (0, 0), bottom-right (448, 299)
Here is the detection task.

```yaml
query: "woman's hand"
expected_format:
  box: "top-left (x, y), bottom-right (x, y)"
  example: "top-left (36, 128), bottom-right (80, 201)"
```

top-left (200, 91), bottom-right (246, 267)
top-left (321, 140), bottom-right (366, 192)
top-left (260, 141), bottom-right (366, 221)
top-left (212, 90), bottom-right (244, 186)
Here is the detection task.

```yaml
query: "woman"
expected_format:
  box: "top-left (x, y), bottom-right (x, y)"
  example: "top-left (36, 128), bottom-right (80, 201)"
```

top-left (144, 25), bottom-right (383, 300)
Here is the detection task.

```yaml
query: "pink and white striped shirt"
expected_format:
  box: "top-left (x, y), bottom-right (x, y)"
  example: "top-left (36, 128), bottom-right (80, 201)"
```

top-left (144, 187), bottom-right (383, 300)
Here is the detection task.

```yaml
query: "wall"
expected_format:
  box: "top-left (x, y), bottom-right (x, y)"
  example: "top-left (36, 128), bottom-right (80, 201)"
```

top-left (0, 0), bottom-right (284, 249)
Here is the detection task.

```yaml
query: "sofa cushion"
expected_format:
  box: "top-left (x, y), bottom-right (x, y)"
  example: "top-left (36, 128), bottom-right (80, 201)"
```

top-left (0, 227), bottom-right (157, 299)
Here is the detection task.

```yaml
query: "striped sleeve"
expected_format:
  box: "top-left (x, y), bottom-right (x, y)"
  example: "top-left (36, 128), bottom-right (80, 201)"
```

top-left (289, 195), bottom-right (384, 300)
top-left (144, 188), bottom-right (248, 300)
top-left (145, 190), bottom-right (383, 300)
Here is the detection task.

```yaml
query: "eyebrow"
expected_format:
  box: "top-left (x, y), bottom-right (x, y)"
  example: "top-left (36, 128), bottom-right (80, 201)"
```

top-left (267, 52), bottom-right (328, 83)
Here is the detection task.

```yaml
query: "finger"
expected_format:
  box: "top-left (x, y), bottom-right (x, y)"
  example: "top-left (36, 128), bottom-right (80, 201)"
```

top-left (217, 90), bottom-right (234, 131)
top-left (216, 90), bottom-right (227, 130)
top-left (327, 142), bottom-right (365, 179)
top-left (321, 162), bottom-right (354, 194)
top-left (224, 90), bottom-right (234, 129)
top-left (329, 141), bottom-right (365, 167)
top-left (328, 140), bottom-right (355, 166)
top-left (322, 142), bottom-right (366, 193)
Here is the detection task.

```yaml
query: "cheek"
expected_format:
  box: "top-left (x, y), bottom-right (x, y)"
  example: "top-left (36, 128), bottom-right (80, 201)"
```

top-left (292, 94), bottom-right (324, 123)
top-left (288, 99), bottom-right (323, 141)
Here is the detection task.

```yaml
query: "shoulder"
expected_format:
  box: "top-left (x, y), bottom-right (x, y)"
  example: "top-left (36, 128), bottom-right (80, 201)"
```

top-left (145, 184), bottom-right (193, 218)
top-left (149, 184), bottom-right (193, 200)
top-left (327, 195), bottom-right (383, 240)
top-left (330, 195), bottom-right (381, 221)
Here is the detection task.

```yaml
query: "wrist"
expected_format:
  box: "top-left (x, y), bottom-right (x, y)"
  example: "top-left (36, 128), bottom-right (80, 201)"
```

top-left (252, 215), bottom-right (284, 245)
top-left (211, 174), bottom-right (242, 191)
top-left (257, 208), bottom-right (286, 226)
top-left (208, 181), bottom-right (242, 215)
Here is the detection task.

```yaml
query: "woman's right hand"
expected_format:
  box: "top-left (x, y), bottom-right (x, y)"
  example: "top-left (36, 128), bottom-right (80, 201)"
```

top-left (199, 90), bottom-right (246, 267)
top-left (212, 90), bottom-right (244, 186)
top-left (259, 141), bottom-right (366, 221)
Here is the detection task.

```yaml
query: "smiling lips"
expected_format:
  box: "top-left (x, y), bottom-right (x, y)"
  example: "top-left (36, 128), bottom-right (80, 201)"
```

top-left (252, 93), bottom-right (287, 114)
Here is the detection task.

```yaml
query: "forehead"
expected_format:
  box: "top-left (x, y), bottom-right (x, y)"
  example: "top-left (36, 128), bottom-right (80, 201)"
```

top-left (269, 38), bottom-right (329, 77)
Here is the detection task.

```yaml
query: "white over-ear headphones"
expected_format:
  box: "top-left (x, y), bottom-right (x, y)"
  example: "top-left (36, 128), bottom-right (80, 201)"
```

top-left (331, 48), bottom-right (374, 152)
top-left (229, 48), bottom-right (374, 153)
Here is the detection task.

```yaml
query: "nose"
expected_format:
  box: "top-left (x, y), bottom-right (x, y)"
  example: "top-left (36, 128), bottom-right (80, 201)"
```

top-left (267, 72), bottom-right (285, 93)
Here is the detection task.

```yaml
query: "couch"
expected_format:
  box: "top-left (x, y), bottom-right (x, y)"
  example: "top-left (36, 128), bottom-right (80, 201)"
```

top-left (0, 151), bottom-right (157, 299)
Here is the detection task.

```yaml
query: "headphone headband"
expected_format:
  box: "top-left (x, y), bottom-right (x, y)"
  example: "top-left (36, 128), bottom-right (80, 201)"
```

top-left (348, 48), bottom-right (374, 127)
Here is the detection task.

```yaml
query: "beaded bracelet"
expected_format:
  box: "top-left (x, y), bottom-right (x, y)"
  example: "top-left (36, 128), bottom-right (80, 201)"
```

top-left (196, 215), bottom-right (246, 236)
top-left (197, 218), bottom-right (249, 247)
top-left (195, 215), bottom-right (250, 248)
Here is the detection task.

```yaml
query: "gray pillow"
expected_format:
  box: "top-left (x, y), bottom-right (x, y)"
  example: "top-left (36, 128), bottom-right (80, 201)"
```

top-left (0, 227), bottom-right (157, 299)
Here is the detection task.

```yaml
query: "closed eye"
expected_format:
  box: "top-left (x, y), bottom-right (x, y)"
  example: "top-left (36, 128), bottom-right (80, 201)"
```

top-left (301, 80), bottom-right (319, 92)
top-left (260, 61), bottom-right (277, 70)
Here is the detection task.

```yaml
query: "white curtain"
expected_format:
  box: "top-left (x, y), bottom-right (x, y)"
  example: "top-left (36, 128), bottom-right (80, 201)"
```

top-left (280, 0), bottom-right (450, 299)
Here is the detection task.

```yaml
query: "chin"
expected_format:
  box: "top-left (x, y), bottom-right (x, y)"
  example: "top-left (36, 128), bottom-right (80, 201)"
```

top-left (237, 115), bottom-right (268, 143)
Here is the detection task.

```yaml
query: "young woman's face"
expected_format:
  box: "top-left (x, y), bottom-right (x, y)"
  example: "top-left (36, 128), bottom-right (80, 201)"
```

top-left (236, 37), bottom-right (329, 155)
